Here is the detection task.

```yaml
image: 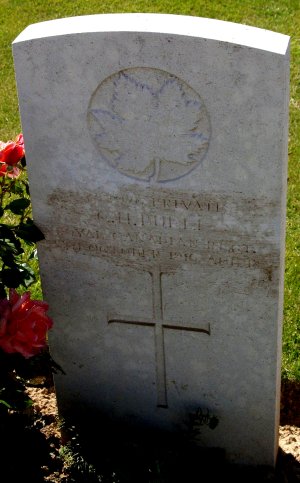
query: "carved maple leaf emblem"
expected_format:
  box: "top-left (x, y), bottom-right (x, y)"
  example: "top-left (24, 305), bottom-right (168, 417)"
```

top-left (88, 68), bottom-right (210, 182)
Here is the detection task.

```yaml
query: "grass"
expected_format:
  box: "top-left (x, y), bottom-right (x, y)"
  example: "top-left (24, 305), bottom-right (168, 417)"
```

top-left (0, 0), bottom-right (299, 380)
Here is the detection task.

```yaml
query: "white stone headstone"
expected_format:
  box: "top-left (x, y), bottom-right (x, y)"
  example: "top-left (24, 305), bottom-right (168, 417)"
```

top-left (13, 14), bottom-right (290, 466)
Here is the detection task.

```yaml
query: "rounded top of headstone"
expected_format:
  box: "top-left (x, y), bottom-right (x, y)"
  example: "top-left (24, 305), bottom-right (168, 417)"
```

top-left (13, 14), bottom-right (290, 57)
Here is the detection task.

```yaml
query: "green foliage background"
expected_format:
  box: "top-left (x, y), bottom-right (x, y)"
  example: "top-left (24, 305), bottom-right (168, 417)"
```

top-left (0, 0), bottom-right (299, 379)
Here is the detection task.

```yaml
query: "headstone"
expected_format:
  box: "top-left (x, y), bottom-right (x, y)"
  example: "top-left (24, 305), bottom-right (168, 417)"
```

top-left (12, 14), bottom-right (290, 466)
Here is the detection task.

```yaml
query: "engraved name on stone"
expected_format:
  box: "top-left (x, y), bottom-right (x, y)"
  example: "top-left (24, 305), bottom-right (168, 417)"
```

top-left (44, 188), bottom-right (279, 275)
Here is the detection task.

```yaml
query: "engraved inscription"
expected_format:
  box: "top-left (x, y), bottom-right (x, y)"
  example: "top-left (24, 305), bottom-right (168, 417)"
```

top-left (108, 267), bottom-right (210, 408)
top-left (44, 187), bottom-right (280, 279)
top-left (87, 68), bottom-right (211, 182)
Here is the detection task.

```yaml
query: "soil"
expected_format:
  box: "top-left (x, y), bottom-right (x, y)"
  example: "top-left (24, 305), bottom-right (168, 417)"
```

top-left (1, 364), bottom-right (300, 482)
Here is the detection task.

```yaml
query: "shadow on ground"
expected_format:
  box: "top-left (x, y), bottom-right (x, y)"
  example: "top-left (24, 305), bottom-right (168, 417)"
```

top-left (59, 399), bottom-right (300, 483)
top-left (0, 372), bottom-right (299, 482)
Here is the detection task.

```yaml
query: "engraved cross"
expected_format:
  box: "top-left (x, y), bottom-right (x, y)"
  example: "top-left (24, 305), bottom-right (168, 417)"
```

top-left (108, 267), bottom-right (211, 408)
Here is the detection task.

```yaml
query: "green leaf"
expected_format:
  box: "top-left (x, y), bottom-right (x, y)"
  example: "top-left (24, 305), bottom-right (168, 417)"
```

top-left (15, 220), bottom-right (44, 243)
top-left (1, 268), bottom-right (27, 288)
top-left (10, 182), bottom-right (24, 196)
top-left (0, 241), bottom-right (23, 258)
top-left (23, 181), bottom-right (30, 196)
top-left (0, 224), bottom-right (17, 240)
top-left (1, 253), bottom-right (20, 268)
top-left (0, 226), bottom-right (23, 254)
top-left (20, 263), bottom-right (36, 287)
top-left (0, 399), bottom-right (12, 409)
top-left (5, 198), bottom-right (31, 215)
top-left (0, 261), bottom-right (36, 290)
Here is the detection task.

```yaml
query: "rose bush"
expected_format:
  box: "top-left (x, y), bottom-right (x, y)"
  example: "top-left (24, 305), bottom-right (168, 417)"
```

top-left (0, 133), bottom-right (44, 298)
top-left (0, 133), bottom-right (60, 414)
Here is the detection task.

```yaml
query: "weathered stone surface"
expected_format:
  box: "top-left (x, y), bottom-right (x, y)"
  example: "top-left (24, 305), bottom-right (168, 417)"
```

top-left (13, 14), bottom-right (290, 465)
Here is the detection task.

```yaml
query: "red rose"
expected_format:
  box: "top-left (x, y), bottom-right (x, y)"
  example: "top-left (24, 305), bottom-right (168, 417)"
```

top-left (0, 289), bottom-right (53, 358)
top-left (0, 134), bottom-right (25, 178)
top-left (0, 141), bottom-right (25, 166)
